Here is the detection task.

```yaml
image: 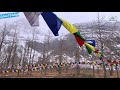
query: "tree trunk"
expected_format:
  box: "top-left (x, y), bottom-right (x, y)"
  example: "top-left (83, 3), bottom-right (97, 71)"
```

top-left (116, 64), bottom-right (119, 78)
top-left (103, 62), bottom-right (107, 78)
top-left (93, 65), bottom-right (95, 78)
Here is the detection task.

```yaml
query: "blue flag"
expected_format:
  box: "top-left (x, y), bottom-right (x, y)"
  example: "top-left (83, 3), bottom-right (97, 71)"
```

top-left (41, 12), bottom-right (63, 36)
top-left (86, 40), bottom-right (96, 47)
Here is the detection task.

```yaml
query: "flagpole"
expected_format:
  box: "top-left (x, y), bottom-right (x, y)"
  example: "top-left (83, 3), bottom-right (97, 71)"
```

top-left (75, 44), bottom-right (80, 77)
top-left (97, 12), bottom-right (107, 78)
top-left (109, 17), bottom-right (119, 78)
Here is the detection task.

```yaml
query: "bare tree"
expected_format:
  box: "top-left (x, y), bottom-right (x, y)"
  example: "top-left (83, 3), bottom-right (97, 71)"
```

top-left (29, 28), bottom-right (36, 65)
top-left (6, 28), bottom-right (18, 68)
top-left (21, 41), bottom-right (28, 75)
top-left (0, 23), bottom-right (10, 67)
top-left (0, 23), bottom-right (8, 52)
top-left (45, 31), bottom-right (52, 64)
top-left (57, 35), bottom-right (66, 75)
top-left (93, 13), bottom-right (107, 78)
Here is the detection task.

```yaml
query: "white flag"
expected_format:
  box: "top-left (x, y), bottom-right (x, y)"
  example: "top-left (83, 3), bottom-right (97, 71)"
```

top-left (24, 12), bottom-right (42, 26)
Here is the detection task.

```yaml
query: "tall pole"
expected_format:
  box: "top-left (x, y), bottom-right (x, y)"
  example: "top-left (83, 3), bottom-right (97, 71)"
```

top-left (97, 12), bottom-right (106, 78)
top-left (91, 24), bottom-right (95, 78)
top-left (109, 17), bottom-right (119, 78)
top-left (75, 45), bottom-right (80, 77)
top-left (59, 36), bottom-right (64, 75)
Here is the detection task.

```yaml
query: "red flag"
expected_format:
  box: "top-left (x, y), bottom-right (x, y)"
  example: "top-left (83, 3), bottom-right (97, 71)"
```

top-left (74, 35), bottom-right (85, 47)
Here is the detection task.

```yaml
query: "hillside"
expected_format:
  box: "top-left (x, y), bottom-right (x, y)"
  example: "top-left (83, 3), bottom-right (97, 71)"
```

top-left (0, 19), bottom-right (120, 67)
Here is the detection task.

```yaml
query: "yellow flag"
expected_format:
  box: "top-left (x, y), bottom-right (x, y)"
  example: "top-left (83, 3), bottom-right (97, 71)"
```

top-left (96, 53), bottom-right (99, 57)
top-left (7, 71), bottom-right (9, 73)
top-left (26, 69), bottom-right (28, 72)
top-left (96, 52), bottom-right (101, 57)
top-left (85, 43), bottom-right (95, 52)
top-left (16, 70), bottom-right (18, 72)
top-left (60, 18), bottom-right (78, 34)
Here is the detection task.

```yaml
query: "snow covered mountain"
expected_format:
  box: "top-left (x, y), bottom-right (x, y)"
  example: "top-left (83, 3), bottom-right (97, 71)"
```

top-left (0, 18), bottom-right (120, 66)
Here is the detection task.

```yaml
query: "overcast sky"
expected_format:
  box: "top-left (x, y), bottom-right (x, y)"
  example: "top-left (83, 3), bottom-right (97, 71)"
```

top-left (0, 12), bottom-right (120, 36)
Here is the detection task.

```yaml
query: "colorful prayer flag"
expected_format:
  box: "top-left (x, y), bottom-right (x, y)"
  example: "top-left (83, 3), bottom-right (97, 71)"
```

top-left (86, 40), bottom-right (95, 47)
top-left (24, 12), bottom-right (42, 26)
top-left (41, 12), bottom-right (63, 36)
top-left (85, 42), bottom-right (95, 54)
top-left (74, 32), bottom-right (85, 47)
top-left (60, 18), bottom-right (78, 34)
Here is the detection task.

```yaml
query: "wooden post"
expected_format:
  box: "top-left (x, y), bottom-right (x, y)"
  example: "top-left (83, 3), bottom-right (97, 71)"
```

top-left (116, 64), bottom-right (119, 78)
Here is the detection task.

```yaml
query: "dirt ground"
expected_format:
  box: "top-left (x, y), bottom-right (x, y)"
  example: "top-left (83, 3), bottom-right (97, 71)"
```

top-left (0, 68), bottom-right (119, 78)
